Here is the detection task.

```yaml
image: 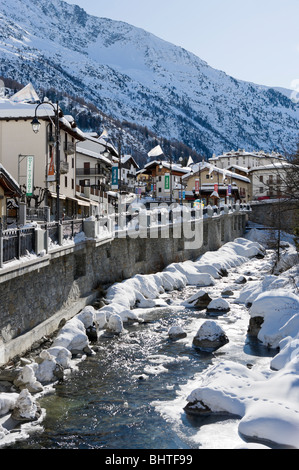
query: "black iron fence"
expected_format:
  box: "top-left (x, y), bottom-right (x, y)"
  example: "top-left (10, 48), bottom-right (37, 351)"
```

top-left (0, 219), bottom-right (85, 267)
top-left (1, 226), bottom-right (36, 265)
top-left (0, 205), bottom-right (251, 267)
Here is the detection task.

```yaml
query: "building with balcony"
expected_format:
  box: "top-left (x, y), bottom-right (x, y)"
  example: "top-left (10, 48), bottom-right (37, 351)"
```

top-left (183, 162), bottom-right (251, 205)
top-left (249, 162), bottom-right (291, 200)
top-left (209, 149), bottom-right (290, 201)
top-left (120, 155), bottom-right (139, 192)
top-left (142, 160), bottom-right (190, 202)
top-left (76, 132), bottom-right (119, 215)
top-left (209, 149), bottom-right (287, 170)
top-left (0, 84), bottom-right (86, 220)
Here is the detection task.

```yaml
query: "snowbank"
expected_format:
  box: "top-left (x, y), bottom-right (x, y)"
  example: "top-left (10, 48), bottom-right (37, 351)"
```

top-left (185, 359), bottom-right (299, 448)
top-left (249, 290), bottom-right (299, 348)
top-left (104, 238), bottom-right (264, 319)
top-left (184, 228), bottom-right (299, 448)
top-left (0, 393), bottom-right (19, 417)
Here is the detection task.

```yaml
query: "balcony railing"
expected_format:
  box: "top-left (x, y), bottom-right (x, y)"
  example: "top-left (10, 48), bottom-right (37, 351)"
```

top-left (60, 161), bottom-right (69, 174)
top-left (64, 142), bottom-right (75, 155)
top-left (76, 168), bottom-right (109, 176)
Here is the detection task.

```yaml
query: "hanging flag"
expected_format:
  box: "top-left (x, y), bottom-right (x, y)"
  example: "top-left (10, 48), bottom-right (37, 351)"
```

top-left (148, 145), bottom-right (163, 158)
top-left (48, 148), bottom-right (55, 182)
top-left (164, 173), bottom-right (170, 192)
top-left (187, 156), bottom-right (194, 167)
top-left (99, 128), bottom-right (109, 139)
top-left (111, 165), bottom-right (119, 189)
top-left (26, 156), bottom-right (34, 196)
top-left (11, 83), bottom-right (40, 103)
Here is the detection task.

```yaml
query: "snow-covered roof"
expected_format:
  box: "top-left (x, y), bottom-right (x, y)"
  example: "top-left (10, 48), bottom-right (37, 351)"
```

top-left (121, 155), bottom-right (139, 169)
top-left (76, 145), bottom-right (113, 166)
top-left (184, 162), bottom-right (251, 183)
top-left (249, 162), bottom-right (291, 172)
top-left (83, 132), bottom-right (119, 157)
top-left (227, 165), bottom-right (250, 174)
top-left (10, 83), bottom-right (40, 104)
top-left (210, 149), bottom-right (286, 161)
top-left (144, 160), bottom-right (190, 174)
top-left (0, 164), bottom-right (22, 196)
top-left (0, 84), bottom-right (85, 141)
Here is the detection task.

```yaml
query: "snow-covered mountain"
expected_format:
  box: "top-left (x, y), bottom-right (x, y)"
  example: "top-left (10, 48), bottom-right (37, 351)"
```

top-left (0, 0), bottom-right (298, 157)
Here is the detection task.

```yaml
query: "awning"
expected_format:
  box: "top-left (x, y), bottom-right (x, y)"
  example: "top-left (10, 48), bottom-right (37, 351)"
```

top-left (75, 196), bottom-right (91, 207)
top-left (49, 191), bottom-right (66, 200)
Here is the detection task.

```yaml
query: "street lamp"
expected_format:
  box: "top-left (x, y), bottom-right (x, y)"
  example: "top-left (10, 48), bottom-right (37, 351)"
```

top-left (31, 100), bottom-right (61, 221)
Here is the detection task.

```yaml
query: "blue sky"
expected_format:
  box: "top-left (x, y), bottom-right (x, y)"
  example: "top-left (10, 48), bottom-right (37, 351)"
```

top-left (66, 0), bottom-right (299, 90)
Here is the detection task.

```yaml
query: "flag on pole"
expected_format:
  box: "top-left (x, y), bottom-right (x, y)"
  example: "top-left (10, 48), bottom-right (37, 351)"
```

top-left (148, 145), bottom-right (163, 158)
top-left (99, 128), bottom-right (109, 139)
top-left (48, 148), bottom-right (55, 182)
top-left (187, 156), bottom-right (194, 167)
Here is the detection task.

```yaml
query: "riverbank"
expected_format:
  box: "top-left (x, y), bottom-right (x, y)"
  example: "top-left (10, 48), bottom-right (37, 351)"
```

top-left (0, 224), bottom-right (298, 449)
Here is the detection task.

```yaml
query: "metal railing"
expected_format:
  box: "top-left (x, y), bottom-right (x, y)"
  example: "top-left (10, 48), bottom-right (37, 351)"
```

top-left (0, 204), bottom-right (251, 267)
top-left (0, 225), bottom-right (36, 266)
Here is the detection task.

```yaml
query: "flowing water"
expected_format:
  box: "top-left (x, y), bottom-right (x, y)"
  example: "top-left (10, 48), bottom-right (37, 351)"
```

top-left (4, 253), bottom-right (276, 450)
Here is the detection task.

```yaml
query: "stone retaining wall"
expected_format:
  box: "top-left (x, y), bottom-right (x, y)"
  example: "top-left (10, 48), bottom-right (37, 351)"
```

top-left (0, 211), bottom-right (247, 365)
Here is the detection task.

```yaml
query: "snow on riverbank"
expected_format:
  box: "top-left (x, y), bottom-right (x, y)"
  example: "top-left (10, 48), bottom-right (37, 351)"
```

top-left (1, 226), bottom-right (298, 449)
top-left (177, 227), bottom-right (299, 449)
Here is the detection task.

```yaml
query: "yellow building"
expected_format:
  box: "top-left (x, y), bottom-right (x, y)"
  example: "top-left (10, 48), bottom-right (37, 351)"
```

top-left (183, 162), bottom-right (251, 205)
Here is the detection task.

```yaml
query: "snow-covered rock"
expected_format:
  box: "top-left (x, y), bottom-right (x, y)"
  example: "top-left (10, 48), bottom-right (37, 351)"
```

top-left (165, 263), bottom-right (215, 287)
top-left (52, 317), bottom-right (90, 354)
top-left (14, 364), bottom-right (43, 394)
top-left (207, 298), bottom-right (230, 314)
top-left (192, 321), bottom-right (229, 352)
top-left (47, 346), bottom-right (72, 370)
top-left (107, 314), bottom-right (124, 335)
top-left (34, 350), bottom-right (64, 384)
top-left (185, 290), bottom-right (213, 309)
top-left (77, 306), bottom-right (96, 329)
top-left (168, 325), bottom-right (187, 341)
top-left (270, 334), bottom-right (299, 371)
top-left (11, 389), bottom-right (41, 422)
top-left (97, 303), bottom-right (139, 324)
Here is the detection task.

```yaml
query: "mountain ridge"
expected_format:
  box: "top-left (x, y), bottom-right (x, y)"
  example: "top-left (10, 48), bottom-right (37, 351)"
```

top-left (0, 0), bottom-right (298, 158)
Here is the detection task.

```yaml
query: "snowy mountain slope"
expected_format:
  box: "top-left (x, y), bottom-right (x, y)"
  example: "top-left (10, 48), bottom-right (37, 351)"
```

top-left (0, 0), bottom-right (298, 157)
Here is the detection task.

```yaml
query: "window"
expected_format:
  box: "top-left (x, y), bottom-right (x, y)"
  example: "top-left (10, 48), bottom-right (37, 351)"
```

top-left (65, 176), bottom-right (68, 188)
top-left (259, 187), bottom-right (264, 194)
top-left (64, 133), bottom-right (68, 162)
top-left (72, 179), bottom-right (74, 190)
top-left (259, 175), bottom-right (263, 183)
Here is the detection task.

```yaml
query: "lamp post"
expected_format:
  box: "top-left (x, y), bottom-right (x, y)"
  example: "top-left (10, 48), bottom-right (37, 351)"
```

top-left (31, 100), bottom-right (61, 221)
